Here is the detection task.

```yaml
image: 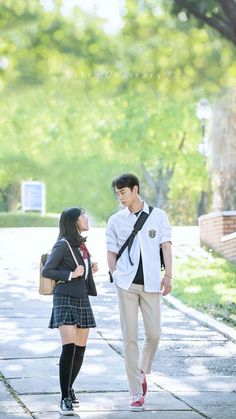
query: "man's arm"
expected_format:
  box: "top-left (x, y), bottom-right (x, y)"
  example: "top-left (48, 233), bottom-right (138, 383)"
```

top-left (107, 251), bottom-right (117, 274)
top-left (160, 241), bottom-right (172, 296)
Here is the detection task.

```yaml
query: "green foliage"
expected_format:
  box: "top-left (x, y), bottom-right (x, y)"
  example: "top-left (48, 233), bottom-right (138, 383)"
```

top-left (0, 0), bottom-right (236, 223)
top-left (173, 254), bottom-right (236, 328)
top-left (0, 212), bottom-right (59, 227)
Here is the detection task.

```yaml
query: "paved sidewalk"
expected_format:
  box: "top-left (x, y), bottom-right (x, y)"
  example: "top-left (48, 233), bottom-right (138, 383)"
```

top-left (0, 228), bottom-right (235, 419)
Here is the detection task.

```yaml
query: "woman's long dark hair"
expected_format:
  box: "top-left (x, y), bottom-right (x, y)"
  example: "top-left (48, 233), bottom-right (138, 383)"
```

top-left (58, 207), bottom-right (86, 246)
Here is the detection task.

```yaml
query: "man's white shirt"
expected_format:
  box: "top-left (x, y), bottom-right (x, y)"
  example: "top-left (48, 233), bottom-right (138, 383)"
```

top-left (106, 201), bottom-right (172, 292)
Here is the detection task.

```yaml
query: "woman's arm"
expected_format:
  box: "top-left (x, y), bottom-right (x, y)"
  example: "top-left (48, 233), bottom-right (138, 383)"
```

top-left (42, 241), bottom-right (73, 282)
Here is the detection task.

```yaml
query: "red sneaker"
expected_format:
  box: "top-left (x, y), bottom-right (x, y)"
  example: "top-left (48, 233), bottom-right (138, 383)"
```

top-left (129, 394), bottom-right (145, 411)
top-left (141, 371), bottom-right (147, 396)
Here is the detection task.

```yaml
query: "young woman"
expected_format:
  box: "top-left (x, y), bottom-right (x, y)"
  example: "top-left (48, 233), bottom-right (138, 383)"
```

top-left (43, 207), bottom-right (98, 415)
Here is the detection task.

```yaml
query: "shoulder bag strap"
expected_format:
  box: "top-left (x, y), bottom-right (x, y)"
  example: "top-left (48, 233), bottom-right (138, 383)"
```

top-left (61, 239), bottom-right (79, 267)
top-left (117, 206), bottom-right (153, 265)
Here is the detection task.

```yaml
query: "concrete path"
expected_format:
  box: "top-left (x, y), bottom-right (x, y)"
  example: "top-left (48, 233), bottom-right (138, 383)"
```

top-left (0, 227), bottom-right (235, 419)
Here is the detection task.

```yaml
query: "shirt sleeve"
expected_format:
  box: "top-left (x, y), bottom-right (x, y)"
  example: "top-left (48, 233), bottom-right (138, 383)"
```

top-left (159, 210), bottom-right (172, 244)
top-left (106, 217), bottom-right (119, 253)
top-left (42, 240), bottom-right (72, 282)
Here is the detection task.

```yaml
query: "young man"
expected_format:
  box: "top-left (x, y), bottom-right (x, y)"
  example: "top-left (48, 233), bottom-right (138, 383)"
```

top-left (106, 173), bottom-right (172, 412)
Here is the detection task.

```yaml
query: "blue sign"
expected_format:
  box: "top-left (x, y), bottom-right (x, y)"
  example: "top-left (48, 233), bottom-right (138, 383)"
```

top-left (21, 181), bottom-right (45, 214)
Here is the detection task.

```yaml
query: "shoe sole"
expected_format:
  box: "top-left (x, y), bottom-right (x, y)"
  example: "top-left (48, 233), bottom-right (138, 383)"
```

top-left (129, 405), bottom-right (145, 412)
top-left (58, 410), bottom-right (76, 416)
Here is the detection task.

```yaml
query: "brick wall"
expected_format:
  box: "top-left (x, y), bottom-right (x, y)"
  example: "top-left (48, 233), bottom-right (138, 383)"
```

top-left (221, 232), bottom-right (236, 263)
top-left (198, 211), bottom-right (236, 263)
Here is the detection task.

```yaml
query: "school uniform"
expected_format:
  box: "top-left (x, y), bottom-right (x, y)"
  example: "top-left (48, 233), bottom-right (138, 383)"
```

top-left (106, 202), bottom-right (172, 395)
top-left (106, 201), bottom-right (171, 291)
top-left (43, 238), bottom-right (97, 329)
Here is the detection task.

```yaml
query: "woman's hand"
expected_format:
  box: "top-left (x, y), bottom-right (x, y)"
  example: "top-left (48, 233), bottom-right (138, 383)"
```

top-left (91, 262), bottom-right (98, 274)
top-left (72, 265), bottom-right (84, 278)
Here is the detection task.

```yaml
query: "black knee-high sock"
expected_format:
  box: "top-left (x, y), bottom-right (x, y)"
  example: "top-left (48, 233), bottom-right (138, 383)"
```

top-left (70, 345), bottom-right (86, 389)
top-left (59, 343), bottom-right (75, 400)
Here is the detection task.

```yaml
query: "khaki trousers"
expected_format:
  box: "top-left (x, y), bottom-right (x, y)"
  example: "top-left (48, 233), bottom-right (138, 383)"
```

top-left (116, 284), bottom-right (161, 395)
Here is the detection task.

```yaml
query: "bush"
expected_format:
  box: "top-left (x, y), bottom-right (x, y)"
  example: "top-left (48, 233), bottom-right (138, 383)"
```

top-left (0, 212), bottom-right (59, 227)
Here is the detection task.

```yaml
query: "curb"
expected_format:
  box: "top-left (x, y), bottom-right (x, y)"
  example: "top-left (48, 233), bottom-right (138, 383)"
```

top-left (163, 294), bottom-right (236, 343)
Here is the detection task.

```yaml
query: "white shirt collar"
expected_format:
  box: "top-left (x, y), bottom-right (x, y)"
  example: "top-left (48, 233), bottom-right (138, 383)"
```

top-left (123, 201), bottom-right (150, 217)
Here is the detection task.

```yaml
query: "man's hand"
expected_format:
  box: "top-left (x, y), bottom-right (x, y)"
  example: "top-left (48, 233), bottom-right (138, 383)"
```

top-left (160, 275), bottom-right (172, 296)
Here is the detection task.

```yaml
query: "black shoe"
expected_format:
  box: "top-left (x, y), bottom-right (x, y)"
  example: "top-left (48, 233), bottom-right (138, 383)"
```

top-left (70, 389), bottom-right (80, 405)
top-left (59, 397), bottom-right (74, 415)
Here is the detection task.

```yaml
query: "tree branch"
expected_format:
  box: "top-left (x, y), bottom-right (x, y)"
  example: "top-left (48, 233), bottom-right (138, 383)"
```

top-left (141, 163), bottom-right (158, 194)
top-left (219, 0), bottom-right (236, 32)
top-left (174, 0), bottom-right (236, 45)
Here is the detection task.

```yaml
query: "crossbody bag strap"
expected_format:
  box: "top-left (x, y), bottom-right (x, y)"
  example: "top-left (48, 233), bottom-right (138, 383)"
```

top-left (61, 239), bottom-right (79, 267)
top-left (117, 206), bottom-right (153, 265)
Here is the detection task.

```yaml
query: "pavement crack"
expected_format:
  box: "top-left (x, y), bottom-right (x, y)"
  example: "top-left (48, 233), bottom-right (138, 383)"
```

top-left (149, 376), bottom-right (212, 419)
top-left (97, 331), bottom-right (213, 418)
top-left (97, 330), bottom-right (124, 357)
top-left (0, 371), bottom-right (37, 418)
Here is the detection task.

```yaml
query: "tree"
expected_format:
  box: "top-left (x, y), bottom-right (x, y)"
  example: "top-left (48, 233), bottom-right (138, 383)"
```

top-left (0, 0), bottom-right (116, 214)
top-left (1, 0), bottom-right (236, 222)
top-left (171, 0), bottom-right (236, 46)
top-left (140, 132), bottom-right (185, 210)
top-left (115, 0), bottom-right (236, 220)
top-left (209, 88), bottom-right (236, 210)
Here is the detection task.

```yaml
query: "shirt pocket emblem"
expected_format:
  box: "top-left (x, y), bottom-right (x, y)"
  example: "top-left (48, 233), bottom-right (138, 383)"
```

top-left (148, 229), bottom-right (157, 238)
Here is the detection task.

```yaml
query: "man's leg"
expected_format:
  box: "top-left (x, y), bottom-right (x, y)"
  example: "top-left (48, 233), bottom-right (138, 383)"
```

top-left (139, 290), bottom-right (161, 374)
top-left (116, 284), bottom-right (142, 396)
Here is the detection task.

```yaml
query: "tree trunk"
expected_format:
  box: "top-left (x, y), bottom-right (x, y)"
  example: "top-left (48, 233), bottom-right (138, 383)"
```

top-left (140, 133), bottom-right (186, 209)
top-left (2, 184), bottom-right (20, 212)
top-left (209, 88), bottom-right (236, 211)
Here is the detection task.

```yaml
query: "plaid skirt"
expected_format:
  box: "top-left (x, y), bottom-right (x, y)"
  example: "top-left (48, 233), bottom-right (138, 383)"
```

top-left (49, 293), bottom-right (96, 329)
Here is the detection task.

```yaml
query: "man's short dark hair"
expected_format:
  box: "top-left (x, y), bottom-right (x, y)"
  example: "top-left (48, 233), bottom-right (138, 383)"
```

top-left (112, 173), bottom-right (140, 193)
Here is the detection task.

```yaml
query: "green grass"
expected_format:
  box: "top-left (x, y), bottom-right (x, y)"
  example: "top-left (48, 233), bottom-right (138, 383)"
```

top-left (0, 212), bottom-right (59, 227)
top-left (173, 253), bottom-right (236, 329)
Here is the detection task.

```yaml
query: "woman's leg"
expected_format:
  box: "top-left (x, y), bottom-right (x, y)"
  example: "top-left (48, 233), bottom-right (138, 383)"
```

top-left (59, 324), bottom-right (76, 345)
top-left (70, 328), bottom-right (90, 390)
top-left (59, 325), bottom-right (76, 400)
top-left (75, 328), bottom-right (90, 347)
